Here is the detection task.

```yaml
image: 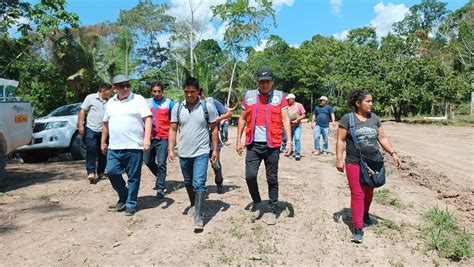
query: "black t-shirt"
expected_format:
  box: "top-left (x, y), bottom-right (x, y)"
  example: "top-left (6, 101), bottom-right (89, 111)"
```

top-left (338, 112), bottom-right (382, 164)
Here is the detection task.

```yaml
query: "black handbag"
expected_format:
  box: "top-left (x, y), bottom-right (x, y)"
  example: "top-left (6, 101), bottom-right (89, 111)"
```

top-left (348, 113), bottom-right (386, 188)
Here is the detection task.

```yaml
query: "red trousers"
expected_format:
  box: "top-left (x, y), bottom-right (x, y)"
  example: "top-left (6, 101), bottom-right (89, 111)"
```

top-left (346, 163), bottom-right (374, 229)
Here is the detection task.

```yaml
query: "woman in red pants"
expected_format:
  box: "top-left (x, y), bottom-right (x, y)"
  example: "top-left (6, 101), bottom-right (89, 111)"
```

top-left (336, 90), bottom-right (401, 243)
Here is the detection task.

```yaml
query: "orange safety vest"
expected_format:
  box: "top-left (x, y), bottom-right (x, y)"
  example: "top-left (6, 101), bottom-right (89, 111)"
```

top-left (147, 97), bottom-right (172, 139)
top-left (244, 89), bottom-right (284, 148)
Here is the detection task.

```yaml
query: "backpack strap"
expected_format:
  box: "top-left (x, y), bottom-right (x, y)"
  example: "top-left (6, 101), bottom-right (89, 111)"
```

top-left (349, 112), bottom-right (361, 154)
top-left (177, 101), bottom-right (183, 126)
top-left (201, 100), bottom-right (209, 124)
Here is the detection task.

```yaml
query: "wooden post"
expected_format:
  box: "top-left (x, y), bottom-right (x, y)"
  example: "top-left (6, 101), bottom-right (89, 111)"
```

top-left (471, 92), bottom-right (474, 116)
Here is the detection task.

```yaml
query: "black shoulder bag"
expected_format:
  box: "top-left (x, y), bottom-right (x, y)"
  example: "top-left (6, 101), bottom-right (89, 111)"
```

top-left (348, 113), bottom-right (386, 188)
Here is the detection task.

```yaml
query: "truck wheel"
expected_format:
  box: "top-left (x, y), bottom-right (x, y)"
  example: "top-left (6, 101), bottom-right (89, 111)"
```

top-left (19, 152), bottom-right (50, 163)
top-left (0, 149), bottom-right (6, 182)
top-left (70, 134), bottom-right (86, 160)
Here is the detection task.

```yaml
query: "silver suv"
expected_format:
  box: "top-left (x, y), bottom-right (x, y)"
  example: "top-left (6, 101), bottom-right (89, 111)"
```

top-left (16, 103), bottom-right (85, 163)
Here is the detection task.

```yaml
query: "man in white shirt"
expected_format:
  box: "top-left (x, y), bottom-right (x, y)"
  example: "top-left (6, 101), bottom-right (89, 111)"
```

top-left (101, 75), bottom-right (152, 216)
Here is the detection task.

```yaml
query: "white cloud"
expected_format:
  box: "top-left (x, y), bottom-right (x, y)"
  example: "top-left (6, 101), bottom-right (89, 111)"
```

top-left (165, 0), bottom-right (293, 45)
top-left (255, 39), bottom-right (269, 52)
top-left (330, 0), bottom-right (343, 16)
top-left (271, 0), bottom-right (295, 10)
top-left (167, 0), bottom-right (227, 42)
top-left (289, 43), bottom-right (300, 48)
top-left (8, 16), bottom-right (29, 37)
top-left (332, 29), bottom-right (349, 40)
top-left (370, 2), bottom-right (409, 37)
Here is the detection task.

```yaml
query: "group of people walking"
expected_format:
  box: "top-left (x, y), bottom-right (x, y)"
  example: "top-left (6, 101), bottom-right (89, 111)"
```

top-left (78, 67), bottom-right (401, 242)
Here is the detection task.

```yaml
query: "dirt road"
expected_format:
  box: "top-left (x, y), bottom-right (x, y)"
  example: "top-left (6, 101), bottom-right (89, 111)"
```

top-left (1, 123), bottom-right (472, 265)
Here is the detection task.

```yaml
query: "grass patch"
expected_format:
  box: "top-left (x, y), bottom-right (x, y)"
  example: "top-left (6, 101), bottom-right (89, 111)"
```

top-left (373, 219), bottom-right (402, 236)
top-left (251, 224), bottom-right (267, 240)
top-left (422, 206), bottom-right (472, 261)
top-left (258, 242), bottom-right (278, 254)
top-left (198, 238), bottom-right (215, 250)
top-left (399, 115), bottom-right (474, 126)
top-left (229, 225), bottom-right (244, 240)
top-left (375, 189), bottom-right (406, 209)
top-left (217, 245), bottom-right (235, 264)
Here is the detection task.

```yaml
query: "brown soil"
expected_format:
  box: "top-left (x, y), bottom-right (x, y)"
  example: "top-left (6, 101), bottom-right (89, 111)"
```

top-left (1, 122), bottom-right (473, 265)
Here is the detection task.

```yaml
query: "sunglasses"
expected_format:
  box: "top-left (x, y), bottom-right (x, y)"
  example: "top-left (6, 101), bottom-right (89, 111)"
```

top-left (115, 83), bottom-right (131, 89)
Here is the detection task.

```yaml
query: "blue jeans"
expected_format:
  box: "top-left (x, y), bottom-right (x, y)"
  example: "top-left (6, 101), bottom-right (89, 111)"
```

top-left (179, 153), bottom-right (209, 193)
top-left (143, 139), bottom-right (168, 194)
top-left (84, 127), bottom-right (106, 174)
top-left (314, 125), bottom-right (329, 152)
top-left (281, 125), bottom-right (302, 156)
top-left (220, 121), bottom-right (229, 142)
top-left (106, 149), bottom-right (143, 210)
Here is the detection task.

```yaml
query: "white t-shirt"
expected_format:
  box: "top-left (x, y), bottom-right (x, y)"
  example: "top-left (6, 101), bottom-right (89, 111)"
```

top-left (103, 92), bottom-right (152, 150)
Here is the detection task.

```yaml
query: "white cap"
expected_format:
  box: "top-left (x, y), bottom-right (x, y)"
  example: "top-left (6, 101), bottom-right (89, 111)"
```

top-left (286, 93), bottom-right (296, 100)
top-left (319, 96), bottom-right (328, 101)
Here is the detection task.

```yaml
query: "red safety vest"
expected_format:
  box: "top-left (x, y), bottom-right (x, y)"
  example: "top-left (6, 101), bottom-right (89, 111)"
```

top-left (244, 89), bottom-right (284, 148)
top-left (147, 98), bottom-right (172, 139)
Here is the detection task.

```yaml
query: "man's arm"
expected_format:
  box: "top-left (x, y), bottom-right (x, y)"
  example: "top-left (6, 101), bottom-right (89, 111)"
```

top-left (77, 109), bottom-right (86, 135)
top-left (209, 122), bottom-right (219, 162)
top-left (143, 116), bottom-right (152, 151)
top-left (167, 123), bottom-right (178, 162)
top-left (311, 109), bottom-right (316, 129)
top-left (236, 110), bottom-right (247, 156)
top-left (101, 121), bottom-right (109, 155)
top-left (281, 109), bottom-right (292, 156)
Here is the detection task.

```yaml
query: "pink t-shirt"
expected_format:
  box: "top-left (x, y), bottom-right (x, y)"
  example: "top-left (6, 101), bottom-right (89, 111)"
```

top-left (288, 102), bottom-right (305, 126)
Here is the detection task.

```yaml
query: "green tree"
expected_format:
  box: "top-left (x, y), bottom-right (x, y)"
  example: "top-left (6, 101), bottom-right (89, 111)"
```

top-left (212, 0), bottom-right (276, 106)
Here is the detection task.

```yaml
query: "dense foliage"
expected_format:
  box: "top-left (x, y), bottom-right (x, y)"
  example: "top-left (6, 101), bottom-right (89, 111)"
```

top-left (1, 0), bottom-right (472, 120)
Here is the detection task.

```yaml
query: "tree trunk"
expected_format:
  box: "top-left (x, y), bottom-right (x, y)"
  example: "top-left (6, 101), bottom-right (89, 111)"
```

top-left (392, 104), bottom-right (402, 122)
top-left (125, 40), bottom-right (129, 76)
top-left (226, 60), bottom-right (238, 108)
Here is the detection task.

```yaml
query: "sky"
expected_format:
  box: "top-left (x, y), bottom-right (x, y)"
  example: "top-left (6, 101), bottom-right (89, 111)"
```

top-left (26, 0), bottom-right (469, 49)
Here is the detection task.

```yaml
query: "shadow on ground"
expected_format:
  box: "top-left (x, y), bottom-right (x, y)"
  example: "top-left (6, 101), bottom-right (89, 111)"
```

top-left (1, 161), bottom-right (84, 192)
top-left (332, 207), bottom-right (385, 233)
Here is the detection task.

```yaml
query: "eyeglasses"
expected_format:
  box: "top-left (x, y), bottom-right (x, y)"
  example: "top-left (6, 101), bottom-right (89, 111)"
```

top-left (115, 83), bottom-right (131, 89)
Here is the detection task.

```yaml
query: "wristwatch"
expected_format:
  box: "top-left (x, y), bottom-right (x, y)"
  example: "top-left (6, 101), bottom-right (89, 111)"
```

top-left (389, 151), bottom-right (397, 156)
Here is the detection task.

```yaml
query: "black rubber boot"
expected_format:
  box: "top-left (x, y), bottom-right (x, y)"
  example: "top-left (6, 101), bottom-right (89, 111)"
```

top-left (185, 186), bottom-right (195, 207)
top-left (194, 191), bottom-right (205, 232)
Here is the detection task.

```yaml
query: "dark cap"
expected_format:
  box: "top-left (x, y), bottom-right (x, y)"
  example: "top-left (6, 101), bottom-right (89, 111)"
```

top-left (256, 67), bottom-right (273, 81)
top-left (112, 74), bottom-right (130, 84)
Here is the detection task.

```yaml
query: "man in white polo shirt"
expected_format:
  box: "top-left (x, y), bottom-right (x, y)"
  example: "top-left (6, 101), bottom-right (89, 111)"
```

top-left (101, 75), bottom-right (152, 216)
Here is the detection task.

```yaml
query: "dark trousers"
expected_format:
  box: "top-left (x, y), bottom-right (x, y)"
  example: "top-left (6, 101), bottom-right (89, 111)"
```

top-left (219, 121), bottom-right (229, 142)
top-left (245, 142), bottom-right (279, 213)
top-left (84, 127), bottom-right (106, 174)
top-left (209, 150), bottom-right (223, 185)
top-left (143, 139), bottom-right (168, 194)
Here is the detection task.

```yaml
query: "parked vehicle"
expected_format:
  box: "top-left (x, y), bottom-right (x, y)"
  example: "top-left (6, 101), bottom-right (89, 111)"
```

top-left (0, 78), bottom-right (34, 181)
top-left (16, 103), bottom-right (86, 163)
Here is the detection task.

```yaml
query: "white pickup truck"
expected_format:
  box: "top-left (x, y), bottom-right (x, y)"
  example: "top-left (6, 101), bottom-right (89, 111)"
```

top-left (0, 78), bottom-right (34, 182)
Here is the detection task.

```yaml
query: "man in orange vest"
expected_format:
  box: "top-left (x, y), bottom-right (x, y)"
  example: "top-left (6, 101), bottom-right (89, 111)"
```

top-left (144, 81), bottom-right (175, 199)
top-left (236, 67), bottom-right (292, 225)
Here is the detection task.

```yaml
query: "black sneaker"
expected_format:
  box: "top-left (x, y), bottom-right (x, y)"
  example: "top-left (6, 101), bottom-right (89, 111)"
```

top-left (295, 155), bottom-right (301, 161)
top-left (114, 202), bottom-right (126, 212)
top-left (363, 214), bottom-right (374, 226)
top-left (125, 208), bottom-right (136, 216)
top-left (351, 228), bottom-right (364, 243)
top-left (156, 192), bottom-right (165, 200)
